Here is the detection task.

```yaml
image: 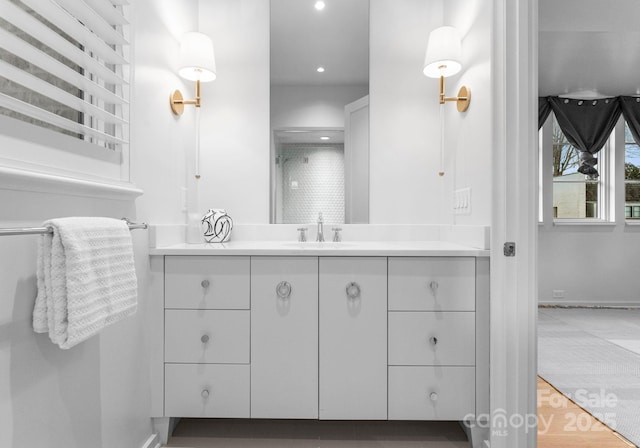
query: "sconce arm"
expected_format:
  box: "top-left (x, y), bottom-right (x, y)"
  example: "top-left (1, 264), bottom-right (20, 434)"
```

top-left (438, 75), bottom-right (471, 112)
top-left (170, 80), bottom-right (202, 115)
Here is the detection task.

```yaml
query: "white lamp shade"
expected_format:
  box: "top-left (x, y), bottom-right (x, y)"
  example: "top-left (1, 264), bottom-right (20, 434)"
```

top-left (178, 32), bottom-right (217, 82)
top-left (423, 26), bottom-right (462, 78)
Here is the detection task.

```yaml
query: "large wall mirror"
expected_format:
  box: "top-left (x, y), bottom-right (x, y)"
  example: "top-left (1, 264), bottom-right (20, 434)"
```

top-left (270, 0), bottom-right (370, 224)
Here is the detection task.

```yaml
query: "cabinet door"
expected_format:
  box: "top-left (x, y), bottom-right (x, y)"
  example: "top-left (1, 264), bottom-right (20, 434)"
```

top-left (319, 257), bottom-right (387, 419)
top-left (251, 256), bottom-right (319, 418)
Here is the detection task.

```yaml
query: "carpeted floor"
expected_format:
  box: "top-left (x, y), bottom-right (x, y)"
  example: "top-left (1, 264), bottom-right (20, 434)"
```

top-left (538, 308), bottom-right (640, 447)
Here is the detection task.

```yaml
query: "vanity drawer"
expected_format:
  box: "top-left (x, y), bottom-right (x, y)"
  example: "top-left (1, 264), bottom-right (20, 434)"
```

top-left (165, 256), bottom-right (250, 310)
top-left (164, 363), bottom-right (250, 418)
top-left (388, 257), bottom-right (475, 311)
top-left (388, 312), bottom-right (475, 366)
top-left (165, 310), bottom-right (249, 364)
top-left (388, 366), bottom-right (475, 420)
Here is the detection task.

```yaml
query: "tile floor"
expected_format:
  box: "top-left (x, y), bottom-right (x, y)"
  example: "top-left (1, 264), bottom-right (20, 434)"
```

top-left (165, 419), bottom-right (470, 447)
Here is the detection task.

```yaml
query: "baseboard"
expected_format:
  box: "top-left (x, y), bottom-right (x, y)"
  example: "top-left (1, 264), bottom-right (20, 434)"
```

top-left (152, 417), bottom-right (181, 445)
top-left (140, 433), bottom-right (161, 448)
top-left (539, 300), bottom-right (640, 308)
top-left (169, 417), bottom-right (182, 437)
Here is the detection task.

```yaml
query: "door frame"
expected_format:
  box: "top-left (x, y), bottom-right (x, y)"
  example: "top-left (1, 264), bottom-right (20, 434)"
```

top-left (344, 95), bottom-right (370, 224)
top-left (490, 0), bottom-right (538, 447)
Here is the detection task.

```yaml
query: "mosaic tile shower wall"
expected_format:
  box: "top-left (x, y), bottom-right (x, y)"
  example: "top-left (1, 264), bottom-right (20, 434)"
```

top-left (277, 145), bottom-right (345, 224)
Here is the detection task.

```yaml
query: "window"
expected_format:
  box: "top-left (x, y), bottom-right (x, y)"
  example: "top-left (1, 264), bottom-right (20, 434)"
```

top-left (0, 0), bottom-right (130, 151)
top-left (625, 122), bottom-right (640, 219)
top-left (551, 115), bottom-right (605, 220)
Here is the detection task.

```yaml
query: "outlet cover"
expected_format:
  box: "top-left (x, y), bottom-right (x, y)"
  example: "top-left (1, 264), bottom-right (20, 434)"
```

top-left (552, 290), bottom-right (565, 299)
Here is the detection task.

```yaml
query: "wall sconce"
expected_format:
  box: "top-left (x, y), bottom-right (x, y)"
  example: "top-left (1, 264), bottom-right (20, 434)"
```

top-left (170, 32), bottom-right (216, 115)
top-left (423, 26), bottom-right (470, 112)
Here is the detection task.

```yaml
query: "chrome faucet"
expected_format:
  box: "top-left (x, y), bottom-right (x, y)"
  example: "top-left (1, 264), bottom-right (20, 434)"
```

top-left (316, 212), bottom-right (325, 242)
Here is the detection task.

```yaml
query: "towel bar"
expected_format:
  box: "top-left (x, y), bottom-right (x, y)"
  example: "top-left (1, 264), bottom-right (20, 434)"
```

top-left (0, 218), bottom-right (148, 236)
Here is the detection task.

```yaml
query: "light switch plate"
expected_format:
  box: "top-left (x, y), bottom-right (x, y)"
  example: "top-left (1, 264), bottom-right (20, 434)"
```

top-left (454, 187), bottom-right (471, 215)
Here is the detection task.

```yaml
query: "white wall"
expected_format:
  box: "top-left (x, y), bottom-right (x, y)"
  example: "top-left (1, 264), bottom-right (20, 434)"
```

top-left (0, 1), bottom-right (198, 447)
top-left (369, 0), bottom-right (445, 224)
top-left (131, 0), bottom-right (199, 227)
top-left (537, 1), bottom-right (640, 307)
top-left (538, 122), bottom-right (640, 306)
top-left (271, 85), bottom-right (369, 129)
top-left (196, 0), bottom-right (271, 224)
top-left (0, 193), bottom-right (152, 448)
top-left (368, 0), bottom-right (491, 225)
top-left (193, 0), bottom-right (492, 227)
top-left (539, 226), bottom-right (640, 306)
top-left (444, 0), bottom-right (493, 226)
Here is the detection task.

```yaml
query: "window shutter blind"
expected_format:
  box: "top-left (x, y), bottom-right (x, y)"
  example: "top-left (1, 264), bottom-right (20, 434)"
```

top-left (0, 0), bottom-right (130, 150)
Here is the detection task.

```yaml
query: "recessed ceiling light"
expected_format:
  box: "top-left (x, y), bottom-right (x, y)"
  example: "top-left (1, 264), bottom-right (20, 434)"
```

top-left (320, 136), bottom-right (330, 140)
top-left (316, 66), bottom-right (325, 73)
top-left (314, 1), bottom-right (326, 11)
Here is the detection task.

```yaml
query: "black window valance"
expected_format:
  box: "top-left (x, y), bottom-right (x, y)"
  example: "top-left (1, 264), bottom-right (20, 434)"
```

top-left (547, 96), bottom-right (622, 179)
top-left (620, 96), bottom-right (640, 147)
top-left (538, 97), bottom-right (551, 130)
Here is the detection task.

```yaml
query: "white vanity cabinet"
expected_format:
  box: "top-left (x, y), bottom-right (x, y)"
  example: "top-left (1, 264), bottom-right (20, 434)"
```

top-left (251, 256), bottom-right (387, 420)
top-left (162, 256), bottom-right (251, 418)
top-left (151, 249), bottom-right (489, 446)
top-left (387, 257), bottom-right (481, 421)
top-left (319, 257), bottom-right (387, 420)
top-left (250, 257), bottom-right (319, 418)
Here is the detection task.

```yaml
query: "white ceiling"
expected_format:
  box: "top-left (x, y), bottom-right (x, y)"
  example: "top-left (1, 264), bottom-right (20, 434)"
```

top-left (539, 0), bottom-right (640, 97)
top-left (270, 0), bottom-right (640, 95)
top-left (270, 0), bottom-right (369, 86)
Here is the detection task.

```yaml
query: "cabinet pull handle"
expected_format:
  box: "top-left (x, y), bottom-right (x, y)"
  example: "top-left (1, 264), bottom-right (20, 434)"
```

top-left (429, 280), bottom-right (439, 294)
top-left (429, 392), bottom-right (438, 402)
top-left (201, 279), bottom-right (210, 288)
top-left (276, 281), bottom-right (292, 299)
top-left (346, 282), bottom-right (361, 299)
top-left (201, 334), bottom-right (210, 344)
top-left (430, 336), bottom-right (438, 346)
top-left (201, 389), bottom-right (210, 399)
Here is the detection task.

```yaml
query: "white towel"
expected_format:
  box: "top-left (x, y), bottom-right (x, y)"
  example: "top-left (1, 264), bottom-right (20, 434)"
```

top-left (33, 217), bottom-right (138, 349)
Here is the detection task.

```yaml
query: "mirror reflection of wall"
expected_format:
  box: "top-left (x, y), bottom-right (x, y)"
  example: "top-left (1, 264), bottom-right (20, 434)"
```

top-left (270, 0), bottom-right (369, 224)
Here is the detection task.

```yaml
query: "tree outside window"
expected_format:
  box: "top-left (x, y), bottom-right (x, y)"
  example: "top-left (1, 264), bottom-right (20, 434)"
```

top-left (552, 116), bottom-right (600, 219)
top-left (625, 124), bottom-right (640, 219)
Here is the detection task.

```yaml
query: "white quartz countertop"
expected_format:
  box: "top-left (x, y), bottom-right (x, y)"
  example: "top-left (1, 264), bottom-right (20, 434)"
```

top-left (149, 240), bottom-right (490, 257)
